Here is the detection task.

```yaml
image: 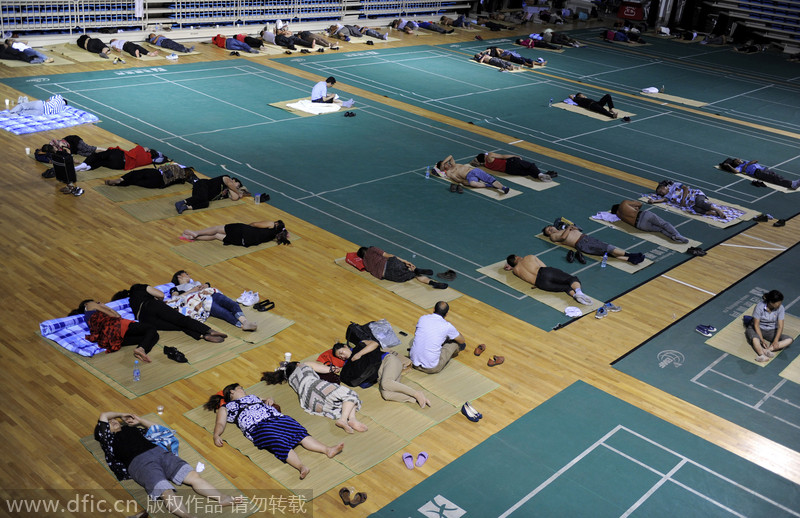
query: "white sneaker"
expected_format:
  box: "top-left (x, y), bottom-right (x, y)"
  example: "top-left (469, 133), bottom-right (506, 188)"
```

top-left (237, 290), bottom-right (251, 304)
top-left (246, 291), bottom-right (259, 306)
top-left (574, 293), bottom-right (592, 305)
top-left (166, 53), bottom-right (178, 60)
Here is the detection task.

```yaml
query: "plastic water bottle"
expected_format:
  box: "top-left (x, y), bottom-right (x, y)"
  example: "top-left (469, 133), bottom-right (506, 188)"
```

top-left (549, 97), bottom-right (553, 107)
top-left (600, 252), bottom-right (608, 268)
top-left (425, 166), bottom-right (431, 179)
top-left (133, 360), bottom-right (141, 382)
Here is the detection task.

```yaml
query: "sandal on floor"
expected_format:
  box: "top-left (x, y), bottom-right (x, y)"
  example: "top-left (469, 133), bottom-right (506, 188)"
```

top-left (487, 355), bottom-right (504, 367)
top-left (473, 344), bottom-right (486, 356)
top-left (339, 487), bottom-right (355, 506)
top-left (163, 346), bottom-right (188, 363)
top-left (254, 300), bottom-right (275, 312)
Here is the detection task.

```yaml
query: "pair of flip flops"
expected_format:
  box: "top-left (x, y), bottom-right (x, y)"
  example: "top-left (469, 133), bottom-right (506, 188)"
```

top-left (229, 51), bottom-right (240, 56)
top-left (163, 346), bottom-right (188, 363)
top-left (253, 299), bottom-right (275, 312)
top-left (344, 111), bottom-right (356, 117)
top-left (339, 487), bottom-right (367, 507)
top-left (402, 451), bottom-right (428, 469)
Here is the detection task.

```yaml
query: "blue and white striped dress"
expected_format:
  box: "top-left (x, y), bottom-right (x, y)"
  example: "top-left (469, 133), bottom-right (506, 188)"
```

top-left (225, 394), bottom-right (309, 462)
top-left (42, 95), bottom-right (67, 116)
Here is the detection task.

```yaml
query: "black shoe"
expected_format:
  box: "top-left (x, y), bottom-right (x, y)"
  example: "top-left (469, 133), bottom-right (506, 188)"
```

top-left (753, 214), bottom-right (769, 222)
top-left (42, 168), bottom-right (55, 178)
top-left (366, 40), bottom-right (374, 45)
top-left (430, 281), bottom-right (448, 289)
top-left (163, 346), bottom-right (188, 363)
top-left (773, 219), bottom-right (786, 227)
top-left (288, 44), bottom-right (297, 50)
top-left (687, 247), bottom-right (707, 257)
top-left (456, 185), bottom-right (463, 194)
top-left (566, 250), bottom-right (575, 263)
top-left (628, 252), bottom-right (645, 265)
top-left (751, 180), bottom-right (767, 187)
top-left (254, 299), bottom-right (275, 312)
top-left (575, 251), bottom-right (586, 264)
top-left (546, 170), bottom-right (558, 178)
top-left (437, 269), bottom-right (457, 281)
top-left (450, 183), bottom-right (458, 193)
top-left (414, 268), bottom-right (434, 276)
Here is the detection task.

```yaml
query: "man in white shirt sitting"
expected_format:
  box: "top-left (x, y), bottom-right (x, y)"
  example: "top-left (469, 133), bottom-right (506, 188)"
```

top-left (311, 76), bottom-right (354, 107)
top-left (409, 301), bottom-right (467, 374)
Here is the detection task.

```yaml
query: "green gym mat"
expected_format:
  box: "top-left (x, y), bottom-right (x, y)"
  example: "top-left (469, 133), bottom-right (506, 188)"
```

top-left (373, 381), bottom-right (800, 517)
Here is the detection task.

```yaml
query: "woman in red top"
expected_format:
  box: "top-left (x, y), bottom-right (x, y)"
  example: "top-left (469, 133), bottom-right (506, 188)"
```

top-left (74, 145), bottom-right (167, 171)
top-left (474, 152), bottom-right (556, 181)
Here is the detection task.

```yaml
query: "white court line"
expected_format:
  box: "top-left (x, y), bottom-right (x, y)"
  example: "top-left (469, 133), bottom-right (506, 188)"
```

top-left (705, 84), bottom-right (775, 108)
top-left (738, 233), bottom-right (791, 249)
top-left (499, 425), bottom-right (800, 518)
top-left (620, 459), bottom-right (687, 518)
top-left (661, 275), bottom-right (717, 296)
top-left (719, 243), bottom-right (786, 251)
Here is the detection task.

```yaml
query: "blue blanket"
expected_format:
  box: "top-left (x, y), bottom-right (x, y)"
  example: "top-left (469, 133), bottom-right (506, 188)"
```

top-left (0, 106), bottom-right (99, 135)
top-left (40, 284), bottom-right (172, 357)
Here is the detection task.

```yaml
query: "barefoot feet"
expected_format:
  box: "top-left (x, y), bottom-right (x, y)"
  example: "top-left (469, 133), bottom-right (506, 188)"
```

top-left (414, 391), bottom-right (431, 408)
top-left (326, 442), bottom-right (345, 458)
top-left (347, 418), bottom-right (368, 432)
top-left (335, 419), bottom-right (355, 434)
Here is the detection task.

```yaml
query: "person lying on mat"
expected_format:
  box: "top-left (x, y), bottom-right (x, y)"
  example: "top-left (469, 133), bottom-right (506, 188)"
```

top-left (205, 384), bottom-right (344, 479)
top-left (211, 34), bottom-right (259, 54)
top-left (568, 92), bottom-right (618, 119)
top-left (439, 15), bottom-right (474, 27)
top-left (262, 361), bottom-right (368, 433)
top-left (37, 134), bottom-right (102, 161)
top-left (476, 47), bottom-right (547, 68)
top-left (611, 200), bottom-right (690, 243)
top-left (310, 76), bottom-right (354, 107)
top-left (168, 270), bottom-right (257, 331)
top-left (357, 245), bottom-right (448, 289)
top-left (504, 254), bottom-right (593, 305)
top-left (261, 26), bottom-right (313, 51)
top-left (95, 412), bottom-right (242, 517)
top-left (476, 16), bottom-right (514, 31)
top-left (542, 223), bottom-right (646, 264)
top-left (327, 24), bottom-right (388, 41)
top-left (647, 180), bottom-right (726, 218)
top-left (109, 38), bottom-right (157, 58)
top-left (417, 21), bottom-right (454, 34)
top-left (76, 34), bottom-right (111, 58)
top-left (745, 289), bottom-right (794, 363)
top-left (5, 38), bottom-right (54, 63)
top-left (75, 144), bottom-right (168, 171)
top-left (0, 41), bottom-right (39, 63)
top-left (174, 175), bottom-right (245, 214)
top-left (515, 36), bottom-right (562, 50)
top-left (69, 299), bottom-right (159, 363)
top-left (436, 155), bottom-right (511, 194)
top-left (719, 158), bottom-right (800, 190)
top-left (112, 284), bottom-right (227, 343)
top-left (389, 19), bottom-right (419, 34)
top-left (179, 220), bottom-right (290, 247)
top-left (148, 33), bottom-right (195, 53)
top-left (472, 52), bottom-right (518, 71)
top-left (9, 94), bottom-right (68, 116)
top-left (409, 301), bottom-right (467, 374)
top-left (473, 152), bottom-right (555, 181)
top-left (105, 163), bottom-right (198, 188)
top-left (541, 28), bottom-right (582, 47)
top-left (295, 30), bottom-right (339, 49)
top-left (334, 340), bottom-right (432, 407)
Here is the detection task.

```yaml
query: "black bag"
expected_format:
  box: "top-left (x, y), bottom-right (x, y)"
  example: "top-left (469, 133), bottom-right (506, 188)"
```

top-left (51, 150), bottom-right (76, 185)
top-left (345, 321), bottom-right (376, 346)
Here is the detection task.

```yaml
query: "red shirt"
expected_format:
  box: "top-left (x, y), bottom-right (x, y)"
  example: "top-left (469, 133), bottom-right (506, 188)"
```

top-left (485, 157), bottom-right (506, 172)
top-left (117, 145), bottom-right (153, 170)
top-left (362, 246), bottom-right (388, 280)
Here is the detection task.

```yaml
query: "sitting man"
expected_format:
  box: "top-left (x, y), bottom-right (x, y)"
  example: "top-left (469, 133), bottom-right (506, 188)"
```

top-left (148, 33), bottom-right (195, 53)
top-left (409, 301), bottom-right (466, 374)
top-left (719, 158), bottom-right (800, 190)
top-left (648, 180), bottom-right (726, 218)
top-left (310, 76), bottom-right (354, 107)
top-left (473, 152), bottom-right (555, 181)
top-left (335, 341), bottom-right (431, 407)
top-left (357, 245), bottom-right (448, 289)
top-left (505, 254), bottom-right (592, 305)
top-left (95, 411), bottom-right (241, 518)
top-left (542, 223), bottom-right (646, 264)
top-left (611, 200), bottom-right (689, 243)
top-left (170, 270), bottom-right (257, 331)
top-left (477, 47), bottom-right (547, 68)
top-left (10, 94), bottom-right (67, 116)
top-left (437, 155), bottom-right (511, 194)
top-left (569, 92), bottom-right (618, 118)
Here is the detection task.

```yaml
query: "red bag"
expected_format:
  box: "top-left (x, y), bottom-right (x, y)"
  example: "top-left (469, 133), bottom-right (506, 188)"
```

top-left (345, 252), bottom-right (365, 271)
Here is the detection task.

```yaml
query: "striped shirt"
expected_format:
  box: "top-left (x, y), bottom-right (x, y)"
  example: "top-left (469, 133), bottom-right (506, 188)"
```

top-left (42, 95), bottom-right (67, 116)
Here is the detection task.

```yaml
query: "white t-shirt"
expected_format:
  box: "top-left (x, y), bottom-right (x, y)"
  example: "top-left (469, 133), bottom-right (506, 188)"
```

top-left (311, 81), bottom-right (328, 100)
top-left (11, 42), bottom-right (31, 51)
top-left (108, 40), bottom-right (126, 51)
top-left (409, 313), bottom-right (460, 368)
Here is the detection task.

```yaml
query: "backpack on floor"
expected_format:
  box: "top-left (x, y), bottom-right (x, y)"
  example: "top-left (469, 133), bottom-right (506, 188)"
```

top-left (345, 321), bottom-right (376, 346)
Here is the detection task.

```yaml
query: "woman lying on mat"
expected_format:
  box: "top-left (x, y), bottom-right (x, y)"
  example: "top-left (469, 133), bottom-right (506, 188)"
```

top-left (180, 220), bottom-right (290, 247)
top-left (262, 361), bottom-right (368, 433)
top-left (746, 290), bottom-right (794, 362)
top-left (69, 299), bottom-right (159, 363)
top-left (648, 180), bottom-right (726, 218)
top-left (76, 34), bottom-right (111, 58)
top-left (205, 384), bottom-right (344, 479)
top-left (112, 284), bottom-right (227, 343)
top-left (74, 145), bottom-right (168, 171)
top-left (174, 175), bottom-right (245, 214)
top-left (105, 163), bottom-right (198, 189)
